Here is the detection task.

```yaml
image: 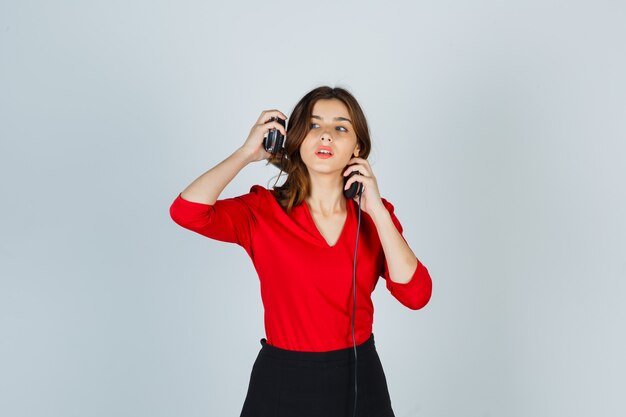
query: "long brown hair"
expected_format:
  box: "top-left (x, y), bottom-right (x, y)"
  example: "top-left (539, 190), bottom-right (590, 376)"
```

top-left (267, 86), bottom-right (372, 213)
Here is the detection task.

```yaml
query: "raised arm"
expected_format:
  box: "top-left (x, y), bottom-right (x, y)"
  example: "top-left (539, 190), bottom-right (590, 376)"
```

top-left (170, 109), bottom-right (287, 249)
top-left (179, 109), bottom-right (288, 205)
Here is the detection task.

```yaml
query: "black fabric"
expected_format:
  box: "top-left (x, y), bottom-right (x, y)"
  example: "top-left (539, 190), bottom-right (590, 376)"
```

top-left (239, 333), bottom-right (395, 417)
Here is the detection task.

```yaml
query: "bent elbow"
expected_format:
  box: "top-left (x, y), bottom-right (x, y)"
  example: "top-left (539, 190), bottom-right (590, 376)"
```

top-left (169, 196), bottom-right (212, 230)
top-left (406, 269), bottom-right (433, 310)
top-left (169, 200), bottom-right (189, 228)
top-left (407, 283), bottom-right (432, 310)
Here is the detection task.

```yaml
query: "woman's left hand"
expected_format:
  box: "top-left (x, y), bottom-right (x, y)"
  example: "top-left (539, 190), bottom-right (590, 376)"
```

top-left (343, 157), bottom-right (386, 215)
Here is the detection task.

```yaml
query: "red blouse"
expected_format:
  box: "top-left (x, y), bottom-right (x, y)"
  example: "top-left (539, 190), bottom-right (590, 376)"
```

top-left (169, 185), bottom-right (432, 352)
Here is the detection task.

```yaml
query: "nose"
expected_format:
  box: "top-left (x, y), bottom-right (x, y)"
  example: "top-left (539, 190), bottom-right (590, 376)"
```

top-left (320, 129), bottom-right (333, 142)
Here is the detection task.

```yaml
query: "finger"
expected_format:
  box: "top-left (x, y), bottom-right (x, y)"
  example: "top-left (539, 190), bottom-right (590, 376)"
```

top-left (343, 166), bottom-right (364, 178)
top-left (343, 164), bottom-right (362, 176)
top-left (260, 120), bottom-right (287, 135)
top-left (343, 165), bottom-right (370, 177)
top-left (258, 109), bottom-right (285, 123)
top-left (257, 109), bottom-right (288, 124)
top-left (344, 174), bottom-right (368, 190)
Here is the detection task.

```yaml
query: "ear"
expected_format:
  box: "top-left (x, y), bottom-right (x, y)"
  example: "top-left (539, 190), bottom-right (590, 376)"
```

top-left (353, 146), bottom-right (360, 158)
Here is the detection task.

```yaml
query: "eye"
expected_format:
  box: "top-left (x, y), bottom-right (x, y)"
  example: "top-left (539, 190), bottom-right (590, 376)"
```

top-left (337, 126), bottom-right (348, 132)
top-left (310, 123), bottom-right (319, 129)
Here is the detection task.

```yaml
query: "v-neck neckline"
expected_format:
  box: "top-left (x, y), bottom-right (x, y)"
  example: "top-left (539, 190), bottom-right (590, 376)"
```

top-left (302, 198), bottom-right (352, 248)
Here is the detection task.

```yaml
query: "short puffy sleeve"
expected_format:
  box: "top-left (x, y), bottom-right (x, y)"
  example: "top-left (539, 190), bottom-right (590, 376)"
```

top-left (379, 198), bottom-right (433, 310)
top-left (169, 185), bottom-right (266, 251)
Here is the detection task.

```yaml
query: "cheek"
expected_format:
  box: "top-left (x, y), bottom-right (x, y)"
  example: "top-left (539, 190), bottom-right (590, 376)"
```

top-left (300, 134), bottom-right (316, 151)
top-left (298, 140), bottom-right (312, 160)
top-left (304, 132), bottom-right (316, 142)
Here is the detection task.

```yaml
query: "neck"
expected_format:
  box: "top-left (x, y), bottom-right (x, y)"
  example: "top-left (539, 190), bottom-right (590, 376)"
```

top-left (305, 172), bottom-right (346, 214)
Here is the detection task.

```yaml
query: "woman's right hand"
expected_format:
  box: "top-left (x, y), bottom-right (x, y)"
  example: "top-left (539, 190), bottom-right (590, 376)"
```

top-left (240, 109), bottom-right (288, 163)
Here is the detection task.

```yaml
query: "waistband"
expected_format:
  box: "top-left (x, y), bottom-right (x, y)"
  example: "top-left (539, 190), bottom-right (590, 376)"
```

top-left (259, 333), bottom-right (376, 362)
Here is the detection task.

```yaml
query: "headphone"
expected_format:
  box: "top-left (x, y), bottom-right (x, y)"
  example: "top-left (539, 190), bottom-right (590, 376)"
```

top-left (349, 187), bottom-right (363, 417)
top-left (266, 118), bottom-right (364, 417)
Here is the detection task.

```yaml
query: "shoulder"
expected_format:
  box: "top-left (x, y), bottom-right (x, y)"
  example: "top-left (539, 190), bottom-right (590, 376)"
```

top-left (235, 184), bottom-right (275, 207)
top-left (379, 196), bottom-right (396, 214)
top-left (248, 184), bottom-right (269, 195)
top-left (247, 184), bottom-right (273, 198)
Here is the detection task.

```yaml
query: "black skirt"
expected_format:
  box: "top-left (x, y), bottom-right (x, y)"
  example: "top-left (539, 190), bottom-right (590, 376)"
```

top-left (239, 333), bottom-right (395, 417)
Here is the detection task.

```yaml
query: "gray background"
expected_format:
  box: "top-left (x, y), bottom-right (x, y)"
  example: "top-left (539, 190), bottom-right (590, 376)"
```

top-left (1, 1), bottom-right (625, 416)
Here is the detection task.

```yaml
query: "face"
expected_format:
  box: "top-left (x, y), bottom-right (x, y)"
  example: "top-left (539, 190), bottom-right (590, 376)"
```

top-left (299, 99), bottom-right (360, 176)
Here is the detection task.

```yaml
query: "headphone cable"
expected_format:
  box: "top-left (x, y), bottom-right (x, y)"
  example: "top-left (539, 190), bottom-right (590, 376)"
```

top-left (351, 190), bottom-right (362, 417)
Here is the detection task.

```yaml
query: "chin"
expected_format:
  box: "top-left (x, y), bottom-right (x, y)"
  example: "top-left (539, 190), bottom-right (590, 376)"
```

top-left (302, 154), bottom-right (348, 175)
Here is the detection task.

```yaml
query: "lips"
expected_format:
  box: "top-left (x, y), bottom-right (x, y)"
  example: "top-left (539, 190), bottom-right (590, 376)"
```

top-left (315, 146), bottom-right (334, 158)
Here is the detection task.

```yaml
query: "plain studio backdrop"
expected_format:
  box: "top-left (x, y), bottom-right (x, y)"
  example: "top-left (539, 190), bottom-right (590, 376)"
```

top-left (1, 1), bottom-right (625, 416)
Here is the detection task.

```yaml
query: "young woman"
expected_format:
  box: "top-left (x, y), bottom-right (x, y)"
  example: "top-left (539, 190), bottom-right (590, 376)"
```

top-left (169, 86), bottom-right (432, 417)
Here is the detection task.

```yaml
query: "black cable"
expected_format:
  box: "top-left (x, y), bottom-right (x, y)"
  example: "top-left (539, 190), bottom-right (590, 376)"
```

top-left (351, 190), bottom-right (362, 417)
top-left (270, 153), bottom-right (286, 189)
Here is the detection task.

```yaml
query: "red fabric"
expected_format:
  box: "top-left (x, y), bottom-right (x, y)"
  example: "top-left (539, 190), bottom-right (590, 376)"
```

top-left (169, 185), bottom-right (432, 352)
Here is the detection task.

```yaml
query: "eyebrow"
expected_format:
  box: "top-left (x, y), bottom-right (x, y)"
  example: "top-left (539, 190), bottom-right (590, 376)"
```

top-left (311, 115), bottom-right (352, 124)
